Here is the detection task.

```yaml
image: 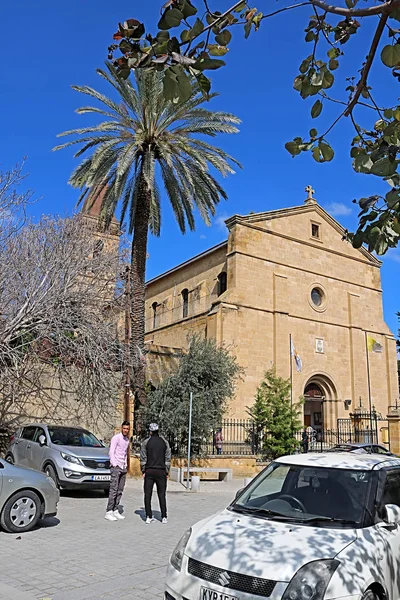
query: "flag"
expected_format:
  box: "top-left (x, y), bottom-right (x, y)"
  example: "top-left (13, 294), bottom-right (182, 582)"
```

top-left (291, 339), bottom-right (303, 372)
top-left (367, 335), bottom-right (383, 353)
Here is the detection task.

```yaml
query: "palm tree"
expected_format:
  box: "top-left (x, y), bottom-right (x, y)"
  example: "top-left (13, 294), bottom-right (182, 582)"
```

top-left (54, 63), bottom-right (241, 409)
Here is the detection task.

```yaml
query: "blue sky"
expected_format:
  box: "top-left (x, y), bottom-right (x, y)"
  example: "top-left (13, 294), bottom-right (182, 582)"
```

top-left (0, 1), bottom-right (398, 335)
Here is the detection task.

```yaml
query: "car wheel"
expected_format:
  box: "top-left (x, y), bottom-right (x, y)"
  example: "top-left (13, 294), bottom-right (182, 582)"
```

top-left (5, 454), bottom-right (14, 464)
top-left (44, 465), bottom-right (59, 489)
top-left (0, 490), bottom-right (41, 533)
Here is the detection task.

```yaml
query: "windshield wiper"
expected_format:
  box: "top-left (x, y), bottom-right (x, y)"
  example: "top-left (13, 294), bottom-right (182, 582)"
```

top-left (300, 516), bottom-right (356, 525)
top-left (232, 506), bottom-right (301, 521)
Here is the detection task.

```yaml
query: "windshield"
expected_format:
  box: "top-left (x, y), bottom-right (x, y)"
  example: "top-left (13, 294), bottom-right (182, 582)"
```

top-left (48, 427), bottom-right (103, 447)
top-left (232, 462), bottom-right (373, 527)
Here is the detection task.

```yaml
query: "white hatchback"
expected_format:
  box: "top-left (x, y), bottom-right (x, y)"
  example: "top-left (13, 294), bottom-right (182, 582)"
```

top-left (165, 453), bottom-right (400, 600)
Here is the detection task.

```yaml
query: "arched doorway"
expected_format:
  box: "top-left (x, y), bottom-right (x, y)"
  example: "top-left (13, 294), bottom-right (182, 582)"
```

top-left (303, 374), bottom-right (338, 433)
top-left (304, 383), bottom-right (324, 434)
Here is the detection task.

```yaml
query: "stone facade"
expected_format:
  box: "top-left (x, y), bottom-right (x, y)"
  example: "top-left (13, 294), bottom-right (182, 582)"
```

top-left (145, 197), bottom-right (398, 432)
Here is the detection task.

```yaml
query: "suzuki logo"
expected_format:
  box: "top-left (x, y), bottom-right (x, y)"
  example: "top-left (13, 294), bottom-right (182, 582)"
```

top-left (218, 571), bottom-right (230, 587)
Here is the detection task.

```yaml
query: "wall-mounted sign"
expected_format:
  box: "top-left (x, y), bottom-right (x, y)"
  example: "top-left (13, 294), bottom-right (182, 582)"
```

top-left (315, 338), bottom-right (324, 354)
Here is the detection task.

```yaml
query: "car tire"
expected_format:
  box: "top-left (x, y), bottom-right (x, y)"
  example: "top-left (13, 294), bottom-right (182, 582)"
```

top-left (362, 590), bottom-right (379, 600)
top-left (5, 454), bottom-right (14, 464)
top-left (44, 465), bottom-right (59, 489)
top-left (0, 490), bottom-right (41, 534)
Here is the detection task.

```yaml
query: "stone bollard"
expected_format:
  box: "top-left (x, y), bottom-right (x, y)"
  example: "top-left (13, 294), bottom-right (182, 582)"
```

top-left (191, 475), bottom-right (201, 492)
top-left (243, 477), bottom-right (253, 488)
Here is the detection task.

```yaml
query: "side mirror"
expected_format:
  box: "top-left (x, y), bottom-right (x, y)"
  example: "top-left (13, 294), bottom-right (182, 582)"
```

top-left (38, 435), bottom-right (47, 447)
top-left (383, 504), bottom-right (400, 526)
top-left (234, 488), bottom-right (244, 501)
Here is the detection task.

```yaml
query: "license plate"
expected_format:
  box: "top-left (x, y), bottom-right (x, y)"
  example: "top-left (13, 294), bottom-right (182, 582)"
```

top-left (200, 587), bottom-right (237, 600)
top-left (92, 475), bottom-right (110, 481)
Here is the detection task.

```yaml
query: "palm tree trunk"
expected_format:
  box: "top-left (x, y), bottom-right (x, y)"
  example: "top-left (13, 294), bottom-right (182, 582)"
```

top-left (130, 177), bottom-right (151, 413)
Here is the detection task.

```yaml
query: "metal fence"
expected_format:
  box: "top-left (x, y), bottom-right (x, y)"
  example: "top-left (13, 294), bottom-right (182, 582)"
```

top-left (133, 413), bottom-right (380, 458)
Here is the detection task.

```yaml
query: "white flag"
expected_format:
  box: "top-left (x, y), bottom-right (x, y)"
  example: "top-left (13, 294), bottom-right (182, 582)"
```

top-left (291, 339), bottom-right (303, 373)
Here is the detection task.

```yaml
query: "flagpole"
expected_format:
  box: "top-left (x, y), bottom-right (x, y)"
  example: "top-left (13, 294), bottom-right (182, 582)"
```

top-left (365, 331), bottom-right (374, 442)
top-left (289, 334), bottom-right (293, 435)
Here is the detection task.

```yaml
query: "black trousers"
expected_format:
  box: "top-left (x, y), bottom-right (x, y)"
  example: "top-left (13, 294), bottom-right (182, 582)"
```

top-left (144, 470), bottom-right (167, 518)
top-left (106, 466), bottom-right (127, 512)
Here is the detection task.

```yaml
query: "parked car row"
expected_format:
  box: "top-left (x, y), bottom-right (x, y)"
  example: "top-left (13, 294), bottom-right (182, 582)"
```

top-left (1, 423), bottom-right (111, 534)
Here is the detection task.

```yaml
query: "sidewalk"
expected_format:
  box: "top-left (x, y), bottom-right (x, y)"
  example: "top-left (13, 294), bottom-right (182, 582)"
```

top-left (0, 478), bottom-right (242, 600)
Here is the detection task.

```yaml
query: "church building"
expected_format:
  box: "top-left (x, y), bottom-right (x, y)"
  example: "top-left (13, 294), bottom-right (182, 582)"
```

top-left (144, 189), bottom-right (398, 434)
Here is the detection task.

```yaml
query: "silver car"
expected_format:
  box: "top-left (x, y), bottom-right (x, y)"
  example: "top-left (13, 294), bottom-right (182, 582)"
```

top-left (6, 424), bottom-right (111, 492)
top-left (0, 457), bottom-right (59, 533)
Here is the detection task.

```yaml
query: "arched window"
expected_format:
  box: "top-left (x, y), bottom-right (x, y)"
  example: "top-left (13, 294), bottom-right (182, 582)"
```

top-left (218, 271), bottom-right (227, 295)
top-left (304, 383), bottom-right (324, 398)
top-left (182, 289), bottom-right (189, 318)
top-left (152, 302), bottom-right (158, 329)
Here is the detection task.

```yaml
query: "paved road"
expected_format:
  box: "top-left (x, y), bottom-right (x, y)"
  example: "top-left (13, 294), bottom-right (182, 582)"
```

top-left (0, 478), bottom-right (242, 600)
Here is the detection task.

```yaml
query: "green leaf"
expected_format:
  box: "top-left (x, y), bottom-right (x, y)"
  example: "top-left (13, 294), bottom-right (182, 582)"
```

top-left (119, 40), bottom-right (132, 54)
top-left (180, 29), bottom-right (190, 43)
top-left (353, 153), bottom-right (373, 173)
top-left (196, 73), bottom-right (211, 95)
top-left (190, 18), bottom-right (204, 39)
top-left (328, 48), bottom-right (340, 59)
top-left (299, 58), bottom-right (311, 74)
top-left (194, 57), bottom-right (226, 70)
top-left (309, 128), bottom-right (318, 138)
top-left (352, 231), bottom-right (364, 249)
top-left (156, 30), bottom-right (170, 42)
top-left (180, 0), bottom-right (198, 18)
top-left (158, 8), bottom-right (184, 30)
top-left (329, 59), bottom-right (339, 70)
top-left (285, 141), bottom-right (301, 157)
top-left (393, 219), bottom-right (400, 234)
top-left (244, 21), bottom-right (252, 39)
top-left (215, 30), bottom-right (232, 46)
top-left (322, 70), bottom-right (334, 89)
top-left (207, 44), bottom-right (229, 56)
top-left (381, 44), bottom-right (400, 68)
top-left (312, 146), bottom-right (322, 162)
top-left (370, 158), bottom-right (397, 177)
top-left (319, 141), bottom-right (334, 162)
top-left (386, 188), bottom-right (400, 208)
top-left (390, 8), bottom-right (400, 21)
top-left (305, 31), bottom-right (315, 42)
top-left (311, 99), bottom-right (323, 118)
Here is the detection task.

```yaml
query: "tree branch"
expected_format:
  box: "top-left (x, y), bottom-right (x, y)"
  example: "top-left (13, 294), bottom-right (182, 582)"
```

top-left (310, 0), bottom-right (395, 17)
top-left (344, 11), bottom-right (390, 117)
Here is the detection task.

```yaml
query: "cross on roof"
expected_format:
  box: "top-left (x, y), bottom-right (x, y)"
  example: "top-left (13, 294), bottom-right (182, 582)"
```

top-left (305, 185), bottom-right (315, 200)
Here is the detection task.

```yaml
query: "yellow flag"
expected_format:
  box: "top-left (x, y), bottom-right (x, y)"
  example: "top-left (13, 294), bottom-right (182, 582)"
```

top-left (367, 335), bottom-right (383, 353)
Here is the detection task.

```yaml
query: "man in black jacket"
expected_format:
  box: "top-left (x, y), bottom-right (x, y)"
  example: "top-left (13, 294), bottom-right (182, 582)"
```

top-left (140, 423), bottom-right (171, 524)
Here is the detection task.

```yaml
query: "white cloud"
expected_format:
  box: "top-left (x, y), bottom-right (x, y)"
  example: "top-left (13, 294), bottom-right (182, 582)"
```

top-left (386, 250), bottom-right (400, 263)
top-left (325, 202), bottom-right (353, 217)
top-left (214, 213), bottom-right (229, 230)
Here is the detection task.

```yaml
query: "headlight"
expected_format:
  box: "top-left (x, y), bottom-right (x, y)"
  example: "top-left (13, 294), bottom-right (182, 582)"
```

top-left (282, 560), bottom-right (339, 600)
top-left (61, 452), bottom-right (83, 465)
top-left (170, 528), bottom-right (192, 572)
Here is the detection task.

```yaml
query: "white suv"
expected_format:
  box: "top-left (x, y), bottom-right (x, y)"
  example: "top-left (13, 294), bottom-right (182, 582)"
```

top-left (166, 452), bottom-right (400, 600)
top-left (6, 424), bottom-right (111, 492)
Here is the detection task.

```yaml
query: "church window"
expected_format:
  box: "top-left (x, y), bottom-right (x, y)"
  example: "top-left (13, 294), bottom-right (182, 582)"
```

top-left (218, 272), bottom-right (227, 296)
top-left (311, 287), bottom-right (324, 307)
top-left (311, 223), bottom-right (320, 239)
top-left (152, 302), bottom-right (158, 329)
top-left (182, 289), bottom-right (189, 318)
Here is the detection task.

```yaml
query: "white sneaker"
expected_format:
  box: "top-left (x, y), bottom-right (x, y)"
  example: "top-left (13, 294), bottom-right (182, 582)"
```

top-left (105, 511), bottom-right (118, 522)
top-left (113, 510), bottom-right (125, 520)
top-left (145, 516), bottom-right (154, 524)
top-left (162, 517), bottom-right (168, 524)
